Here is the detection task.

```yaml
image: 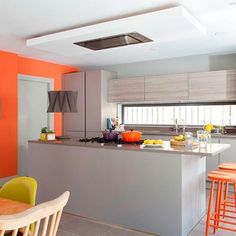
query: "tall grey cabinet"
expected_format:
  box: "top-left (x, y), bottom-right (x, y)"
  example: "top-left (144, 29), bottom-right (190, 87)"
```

top-left (62, 70), bottom-right (117, 138)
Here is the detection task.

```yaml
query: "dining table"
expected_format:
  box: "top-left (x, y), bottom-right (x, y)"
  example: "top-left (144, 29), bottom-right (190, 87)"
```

top-left (0, 197), bottom-right (32, 215)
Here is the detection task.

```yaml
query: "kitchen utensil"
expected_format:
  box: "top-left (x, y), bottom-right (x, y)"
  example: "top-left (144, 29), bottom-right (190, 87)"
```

top-left (102, 129), bottom-right (119, 141)
top-left (121, 129), bottom-right (142, 143)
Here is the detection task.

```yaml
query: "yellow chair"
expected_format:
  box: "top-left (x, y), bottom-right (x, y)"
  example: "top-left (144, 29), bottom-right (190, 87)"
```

top-left (0, 176), bottom-right (37, 232)
top-left (0, 176), bottom-right (37, 206)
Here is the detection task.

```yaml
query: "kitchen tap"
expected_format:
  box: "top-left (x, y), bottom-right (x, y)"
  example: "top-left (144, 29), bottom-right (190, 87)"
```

top-left (173, 118), bottom-right (179, 134)
top-left (180, 119), bottom-right (185, 134)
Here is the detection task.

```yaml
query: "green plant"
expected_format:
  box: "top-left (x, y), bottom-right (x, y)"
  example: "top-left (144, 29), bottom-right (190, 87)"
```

top-left (41, 127), bottom-right (54, 133)
top-left (41, 127), bottom-right (49, 133)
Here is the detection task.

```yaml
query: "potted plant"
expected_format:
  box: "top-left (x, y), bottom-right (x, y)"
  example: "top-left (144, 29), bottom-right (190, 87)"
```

top-left (39, 127), bottom-right (55, 141)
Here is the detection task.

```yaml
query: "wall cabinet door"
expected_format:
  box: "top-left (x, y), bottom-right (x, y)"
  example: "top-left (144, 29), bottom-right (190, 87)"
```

top-left (108, 77), bottom-right (145, 102)
top-left (145, 74), bottom-right (188, 102)
top-left (189, 70), bottom-right (236, 101)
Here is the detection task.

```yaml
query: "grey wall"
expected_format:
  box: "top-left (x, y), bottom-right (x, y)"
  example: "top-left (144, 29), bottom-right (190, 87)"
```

top-left (80, 53), bottom-right (236, 78)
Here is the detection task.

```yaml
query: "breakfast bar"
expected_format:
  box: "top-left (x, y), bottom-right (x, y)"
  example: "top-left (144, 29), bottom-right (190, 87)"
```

top-left (28, 140), bottom-right (230, 236)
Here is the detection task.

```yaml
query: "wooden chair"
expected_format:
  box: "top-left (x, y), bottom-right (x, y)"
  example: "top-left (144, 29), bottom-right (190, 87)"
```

top-left (0, 191), bottom-right (70, 236)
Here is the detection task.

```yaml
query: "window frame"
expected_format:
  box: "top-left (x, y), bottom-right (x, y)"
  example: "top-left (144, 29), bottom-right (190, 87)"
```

top-left (121, 101), bottom-right (236, 127)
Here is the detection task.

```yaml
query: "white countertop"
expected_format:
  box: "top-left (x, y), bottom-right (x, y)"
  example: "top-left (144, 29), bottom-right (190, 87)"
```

top-left (29, 140), bottom-right (230, 157)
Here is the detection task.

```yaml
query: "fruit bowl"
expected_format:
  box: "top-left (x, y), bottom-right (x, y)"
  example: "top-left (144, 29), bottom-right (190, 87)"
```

top-left (170, 139), bottom-right (185, 146)
top-left (143, 139), bottom-right (164, 147)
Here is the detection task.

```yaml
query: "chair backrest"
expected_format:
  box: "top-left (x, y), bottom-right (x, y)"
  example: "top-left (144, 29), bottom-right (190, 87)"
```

top-left (0, 191), bottom-right (70, 236)
top-left (0, 177), bottom-right (37, 205)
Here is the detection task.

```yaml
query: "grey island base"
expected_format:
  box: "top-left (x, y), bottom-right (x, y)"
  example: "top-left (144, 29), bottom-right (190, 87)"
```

top-left (28, 141), bottom-right (230, 236)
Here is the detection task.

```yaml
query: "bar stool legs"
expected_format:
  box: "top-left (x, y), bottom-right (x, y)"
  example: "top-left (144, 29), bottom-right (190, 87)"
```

top-left (219, 163), bottom-right (236, 217)
top-left (206, 171), bottom-right (236, 236)
top-left (206, 180), bottom-right (215, 236)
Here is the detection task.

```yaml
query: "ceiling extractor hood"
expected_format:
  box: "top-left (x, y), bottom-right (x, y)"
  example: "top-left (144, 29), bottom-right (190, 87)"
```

top-left (74, 32), bottom-right (152, 50)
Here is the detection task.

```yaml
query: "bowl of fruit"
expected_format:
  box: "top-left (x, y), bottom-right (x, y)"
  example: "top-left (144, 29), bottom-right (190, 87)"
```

top-left (143, 139), bottom-right (164, 147)
top-left (171, 134), bottom-right (186, 146)
top-left (171, 134), bottom-right (198, 146)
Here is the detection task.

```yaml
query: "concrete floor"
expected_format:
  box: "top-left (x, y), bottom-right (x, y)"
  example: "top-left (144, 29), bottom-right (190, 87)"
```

top-left (58, 211), bottom-right (236, 236)
top-left (58, 189), bottom-right (236, 236)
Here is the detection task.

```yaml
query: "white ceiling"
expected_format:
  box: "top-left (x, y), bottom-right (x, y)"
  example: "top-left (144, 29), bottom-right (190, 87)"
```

top-left (0, 0), bottom-right (236, 67)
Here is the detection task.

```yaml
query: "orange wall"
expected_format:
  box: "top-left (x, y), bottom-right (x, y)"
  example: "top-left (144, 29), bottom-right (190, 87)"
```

top-left (0, 50), bottom-right (78, 178)
top-left (0, 51), bottom-right (18, 178)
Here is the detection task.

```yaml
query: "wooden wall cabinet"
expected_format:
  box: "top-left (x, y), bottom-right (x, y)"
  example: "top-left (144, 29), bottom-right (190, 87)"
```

top-left (189, 70), bottom-right (236, 101)
top-left (108, 77), bottom-right (145, 102)
top-left (107, 69), bottom-right (236, 103)
top-left (145, 74), bottom-right (188, 102)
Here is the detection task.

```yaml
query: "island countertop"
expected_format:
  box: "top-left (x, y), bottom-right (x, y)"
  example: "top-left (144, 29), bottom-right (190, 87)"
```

top-left (29, 140), bottom-right (230, 157)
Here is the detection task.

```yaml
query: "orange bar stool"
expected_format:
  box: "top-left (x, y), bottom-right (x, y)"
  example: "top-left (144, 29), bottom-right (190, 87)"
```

top-left (218, 163), bottom-right (236, 217)
top-left (206, 170), bottom-right (236, 236)
top-left (219, 162), bottom-right (236, 171)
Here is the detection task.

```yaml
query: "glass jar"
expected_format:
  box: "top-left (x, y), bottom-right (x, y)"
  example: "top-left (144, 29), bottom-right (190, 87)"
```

top-left (185, 132), bottom-right (193, 148)
top-left (197, 130), bottom-right (211, 148)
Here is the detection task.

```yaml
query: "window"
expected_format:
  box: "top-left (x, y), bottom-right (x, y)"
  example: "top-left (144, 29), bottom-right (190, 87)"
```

top-left (122, 103), bottom-right (236, 126)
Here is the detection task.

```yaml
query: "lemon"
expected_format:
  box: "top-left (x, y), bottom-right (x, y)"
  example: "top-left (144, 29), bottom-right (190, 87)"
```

top-left (174, 135), bottom-right (185, 141)
top-left (144, 139), bottom-right (163, 145)
top-left (144, 139), bottom-right (152, 144)
top-left (154, 139), bottom-right (163, 144)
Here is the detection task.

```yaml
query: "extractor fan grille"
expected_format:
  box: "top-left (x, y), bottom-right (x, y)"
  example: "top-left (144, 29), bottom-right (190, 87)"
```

top-left (74, 32), bottom-right (152, 50)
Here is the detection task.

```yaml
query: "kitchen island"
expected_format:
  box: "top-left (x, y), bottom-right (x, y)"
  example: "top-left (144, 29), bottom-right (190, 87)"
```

top-left (28, 140), bottom-right (230, 236)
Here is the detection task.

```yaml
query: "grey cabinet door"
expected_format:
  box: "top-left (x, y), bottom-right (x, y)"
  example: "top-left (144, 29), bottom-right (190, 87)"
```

top-left (86, 70), bottom-right (117, 133)
top-left (62, 72), bottom-right (85, 134)
top-left (189, 70), bottom-right (236, 101)
top-left (145, 74), bottom-right (188, 102)
top-left (219, 138), bottom-right (236, 163)
top-left (108, 77), bottom-right (145, 102)
top-left (86, 70), bottom-right (102, 133)
top-left (206, 138), bottom-right (220, 178)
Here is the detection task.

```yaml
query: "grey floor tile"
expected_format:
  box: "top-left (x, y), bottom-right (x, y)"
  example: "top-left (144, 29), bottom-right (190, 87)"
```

top-left (59, 217), bottom-right (114, 236)
top-left (57, 229), bottom-right (80, 236)
top-left (60, 213), bottom-right (81, 227)
top-left (189, 223), bottom-right (236, 236)
top-left (104, 228), bottom-right (151, 236)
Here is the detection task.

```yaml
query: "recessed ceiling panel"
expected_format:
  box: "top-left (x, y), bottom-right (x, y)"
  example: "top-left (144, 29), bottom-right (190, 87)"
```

top-left (26, 6), bottom-right (207, 61)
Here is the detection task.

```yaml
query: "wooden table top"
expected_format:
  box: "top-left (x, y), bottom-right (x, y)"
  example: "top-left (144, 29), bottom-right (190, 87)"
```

top-left (0, 197), bottom-right (32, 215)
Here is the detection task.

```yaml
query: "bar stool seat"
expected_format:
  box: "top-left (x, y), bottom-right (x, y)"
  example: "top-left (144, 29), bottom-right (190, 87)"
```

top-left (206, 170), bottom-right (236, 236)
top-left (219, 162), bottom-right (236, 171)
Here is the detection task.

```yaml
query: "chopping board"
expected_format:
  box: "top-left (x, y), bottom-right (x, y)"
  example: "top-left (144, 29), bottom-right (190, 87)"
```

top-left (170, 139), bottom-right (198, 146)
